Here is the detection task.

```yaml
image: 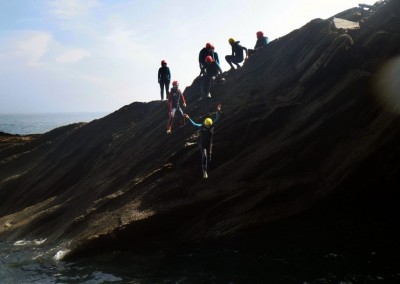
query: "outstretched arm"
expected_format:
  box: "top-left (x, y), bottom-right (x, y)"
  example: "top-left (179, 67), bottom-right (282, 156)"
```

top-left (184, 114), bottom-right (202, 128)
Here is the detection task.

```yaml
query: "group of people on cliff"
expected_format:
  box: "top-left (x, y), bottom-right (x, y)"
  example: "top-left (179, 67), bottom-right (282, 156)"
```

top-left (157, 31), bottom-right (269, 179)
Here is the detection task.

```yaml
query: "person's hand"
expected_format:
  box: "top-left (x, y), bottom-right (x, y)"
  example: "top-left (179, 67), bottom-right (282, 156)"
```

top-left (217, 104), bottom-right (222, 111)
top-left (184, 114), bottom-right (189, 119)
top-left (183, 103), bottom-right (187, 108)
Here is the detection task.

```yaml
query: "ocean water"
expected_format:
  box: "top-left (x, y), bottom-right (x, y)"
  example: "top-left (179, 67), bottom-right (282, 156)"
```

top-left (0, 112), bottom-right (109, 135)
top-left (1, 238), bottom-right (399, 283)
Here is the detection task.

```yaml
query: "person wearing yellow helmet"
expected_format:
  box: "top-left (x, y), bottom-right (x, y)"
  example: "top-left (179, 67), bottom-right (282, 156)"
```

top-left (184, 104), bottom-right (222, 179)
top-left (225, 37), bottom-right (248, 70)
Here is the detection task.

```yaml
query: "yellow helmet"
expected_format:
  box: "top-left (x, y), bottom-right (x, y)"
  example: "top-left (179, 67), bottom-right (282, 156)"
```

top-left (204, 118), bottom-right (213, 126)
top-left (228, 38), bottom-right (235, 44)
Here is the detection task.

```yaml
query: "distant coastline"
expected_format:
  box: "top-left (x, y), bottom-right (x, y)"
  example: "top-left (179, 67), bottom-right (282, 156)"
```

top-left (0, 112), bottom-right (109, 135)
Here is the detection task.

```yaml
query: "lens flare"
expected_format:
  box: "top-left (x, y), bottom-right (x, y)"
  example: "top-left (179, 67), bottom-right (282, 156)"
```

top-left (374, 56), bottom-right (400, 114)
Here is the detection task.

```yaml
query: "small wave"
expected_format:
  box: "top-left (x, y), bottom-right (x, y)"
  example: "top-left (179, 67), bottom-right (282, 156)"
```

top-left (13, 238), bottom-right (47, 246)
top-left (53, 249), bottom-right (71, 261)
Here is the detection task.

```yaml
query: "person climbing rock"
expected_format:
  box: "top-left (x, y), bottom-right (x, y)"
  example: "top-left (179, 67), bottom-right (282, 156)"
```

top-left (225, 38), bottom-right (248, 70)
top-left (210, 44), bottom-right (220, 65)
top-left (201, 55), bottom-right (222, 99)
top-left (184, 104), bottom-right (222, 179)
top-left (167, 80), bottom-right (186, 134)
top-left (198, 43), bottom-right (214, 76)
top-left (248, 31), bottom-right (269, 57)
top-left (158, 60), bottom-right (171, 100)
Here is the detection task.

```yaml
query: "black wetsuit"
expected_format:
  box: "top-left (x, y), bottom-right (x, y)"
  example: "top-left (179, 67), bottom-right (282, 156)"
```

top-left (188, 111), bottom-right (221, 175)
top-left (201, 61), bottom-right (222, 97)
top-left (158, 66), bottom-right (171, 100)
top-left (225, 41), bottom-right (248, 69)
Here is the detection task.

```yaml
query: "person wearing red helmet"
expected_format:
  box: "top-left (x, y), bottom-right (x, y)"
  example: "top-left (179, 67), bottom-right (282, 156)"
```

top-left (158, 60), bottom-right (171, 100)
top-left (167, 80), bottom-right (187, 134)
top-left (248, 31), bottom-right (269, 57)
top-left (198, 42), bottom-right (215, 76)
top-left (201, 55), bottom-right (222, 98)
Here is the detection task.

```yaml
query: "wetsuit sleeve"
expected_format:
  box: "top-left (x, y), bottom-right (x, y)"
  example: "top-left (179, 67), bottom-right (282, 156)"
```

top-left (158, 68), bottom-right (161, 81)
top-left (213, 110), bottom-right (221, 124)
top-left (216, 62), bottom-right (222, 74)
top-left (167, 67), bottom-right (171, 81)
top-left (188, 118), bottom-right (202, 128)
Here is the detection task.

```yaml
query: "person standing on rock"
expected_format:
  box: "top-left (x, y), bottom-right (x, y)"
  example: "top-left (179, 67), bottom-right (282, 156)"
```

top-left (201, 55), bottom-right (222, 99)
top-left (248, 31), bottom-right (268, 57)
top-left (225, 38), bottom-right (248, 70)
top-left (167, 80), bottom-right (187, 134)
top-left (184, 104), bottom-right (222, 179)
top-left (158, 60), bottom-right (171, 100)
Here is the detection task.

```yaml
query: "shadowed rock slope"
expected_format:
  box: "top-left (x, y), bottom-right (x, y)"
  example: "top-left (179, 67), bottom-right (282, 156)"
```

top-left (1, 1), bottom-right (399, 258)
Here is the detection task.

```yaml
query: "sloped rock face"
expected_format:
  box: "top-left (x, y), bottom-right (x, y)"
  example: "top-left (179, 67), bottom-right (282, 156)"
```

top-left (1, 1), bottom-right (399, 258)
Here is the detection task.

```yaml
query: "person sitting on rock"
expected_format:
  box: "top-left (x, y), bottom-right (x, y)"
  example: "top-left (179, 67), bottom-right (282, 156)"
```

top-left (167, 80), bottom-right (186, 134)
top-left (184, 104), bottom-right (222, 179)
top-left (248, 31), bottom-right (269, 57)
top-left (198, 42), bottom-right (214, 76)
top-left (201, 55), bottom-right (222, 99)
top-left (158, 60), bottom-right (171, 100)
top-left (225, 37), bottom-right (248, 70)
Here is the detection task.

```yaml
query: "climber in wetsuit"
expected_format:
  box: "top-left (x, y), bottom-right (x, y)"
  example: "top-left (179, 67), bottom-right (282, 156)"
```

top-left (225, 38), bottom-right (248, 70)
top-left (198, 42), bottom-right (214, 76)
top-left (167, 80), bottom-right (186, 133)
top-left (158, 60), bottom-right (171, 100)
top-left (201, 55), bottom-right (222, 98)
top-left (248, 31), bottom-right (269, 57)
top-left (184, 104), bottom-right (222, 179)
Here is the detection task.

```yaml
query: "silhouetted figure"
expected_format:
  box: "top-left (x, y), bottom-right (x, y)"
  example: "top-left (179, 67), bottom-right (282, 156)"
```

top-left (158, 60), bottom-right (171, 100)
top-left (225, 38), bottom-right (248, 70)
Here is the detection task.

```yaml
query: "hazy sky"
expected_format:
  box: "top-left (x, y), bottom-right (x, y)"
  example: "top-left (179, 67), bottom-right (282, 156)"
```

top-left (0, 0), bottom-right (377, 113)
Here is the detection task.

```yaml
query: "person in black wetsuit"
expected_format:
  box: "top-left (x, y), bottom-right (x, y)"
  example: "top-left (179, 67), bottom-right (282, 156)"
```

top-left (158, 60), bottom-right (171, 100)
top-left (184, 104), bottom-right (222, 179)
top-left (167, 80), bottom-right (187, 134)
top-left (201, 55), bottom-right (222, 98)
top-left (225, 38), bottom-right (248, 70)
top-left (198, 43), bottom-right (214, 76)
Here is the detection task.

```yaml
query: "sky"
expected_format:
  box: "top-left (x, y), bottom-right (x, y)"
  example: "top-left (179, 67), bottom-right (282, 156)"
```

top-left (0, 0), bottom-right (378, 113)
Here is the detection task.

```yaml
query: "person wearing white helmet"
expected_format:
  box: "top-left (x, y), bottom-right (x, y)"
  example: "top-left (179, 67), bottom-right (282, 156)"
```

top-left (184, 104), bottom-right (222, 179)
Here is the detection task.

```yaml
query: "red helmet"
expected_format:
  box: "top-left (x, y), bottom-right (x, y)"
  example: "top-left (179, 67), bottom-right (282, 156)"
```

top-left (256, 31), bottom-right (264, 37)
top-left (161, 60), bottom-right (167, 66)
top-left (172, 80), bottom-right (179, 87)
top-left (206, 42), bottom-right (212, 49)
top-left (205, 55), bottom-right (213, 63)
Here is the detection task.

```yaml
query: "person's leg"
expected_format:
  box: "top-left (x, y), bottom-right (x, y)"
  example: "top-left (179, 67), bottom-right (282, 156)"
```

top-left (201, 75), bottom-right (211, 98)
top-left (160, 82), bottom-right (164, 100)
top-left (200, 145), bottom-right (208, 177)
top-left (225, 55), bottom-right (234, 69)
top-left (166, 81), bottom-right (170, 96)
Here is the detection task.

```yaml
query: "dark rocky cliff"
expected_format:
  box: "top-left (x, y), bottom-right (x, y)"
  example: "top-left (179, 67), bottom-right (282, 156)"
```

top-left (1, 1), bottom-right (399, 259)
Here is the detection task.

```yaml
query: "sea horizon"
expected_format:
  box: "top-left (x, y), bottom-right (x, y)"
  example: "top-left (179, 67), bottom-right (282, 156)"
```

top-left (0, 111), bottom-right (110, 135)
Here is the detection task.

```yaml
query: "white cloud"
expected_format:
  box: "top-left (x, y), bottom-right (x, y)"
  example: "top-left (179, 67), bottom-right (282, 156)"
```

top-left (55, 49), bottom-right (91, 63)
top-left (49, 0), bottom-right (101, 19)
top-left (10, 31), bottom-right (53, 66)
